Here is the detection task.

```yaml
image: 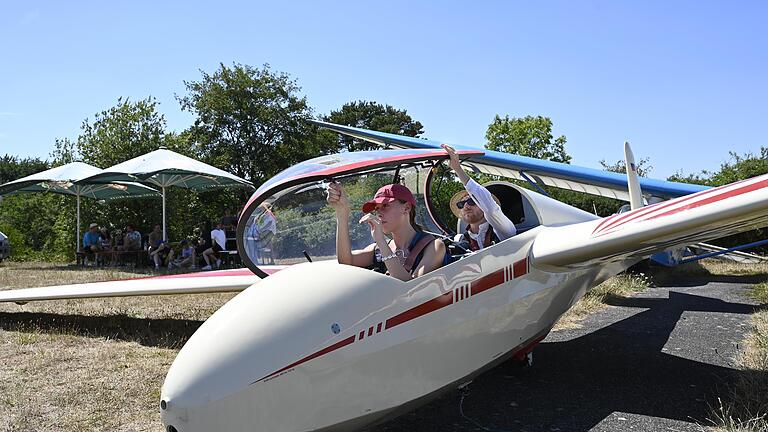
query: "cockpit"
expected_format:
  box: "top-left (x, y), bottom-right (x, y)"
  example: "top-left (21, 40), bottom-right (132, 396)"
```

top-left (237, 149), bottom-right (549, 278)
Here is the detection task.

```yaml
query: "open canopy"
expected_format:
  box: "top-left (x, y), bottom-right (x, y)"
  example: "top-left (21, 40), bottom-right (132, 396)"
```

top-left (236, 148), bottom-right (483, 277)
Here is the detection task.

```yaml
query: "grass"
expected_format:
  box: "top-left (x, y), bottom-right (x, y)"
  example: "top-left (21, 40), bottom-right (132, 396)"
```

top-left (0, 259), bottom-right (765, 431)
top-left (708, 308), bottom-right (768, 432)
top-left (708, 280), bottom-right (768, 432)
top-left (0, 262), bottom-right (237, 432)
top-left (554, 271), bottom-right (651, 330)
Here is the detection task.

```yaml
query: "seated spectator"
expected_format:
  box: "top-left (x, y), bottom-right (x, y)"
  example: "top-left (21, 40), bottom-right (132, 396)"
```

top-left (98, 228), bottom-right (113, 266)
top-left (148, 224), bottom-right (163, 251)
top-left (112, 229), bottom-right (125, 265)
top-left (171, 239), bottom-right (196, 269)
top-left (150, 240), bottom-right (175, 270)
top-left (82, 223), bottom-right (102, 265)
top-left (123, 224), bottom-right (142, 251)
top-left (202, 223), bottom-right (226, 270)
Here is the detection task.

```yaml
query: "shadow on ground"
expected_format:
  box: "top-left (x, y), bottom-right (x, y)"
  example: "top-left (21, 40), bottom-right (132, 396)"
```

top-left (0, 311), bottom-right (202, 349)
top-left (368, 288), bottom-right (762, 432)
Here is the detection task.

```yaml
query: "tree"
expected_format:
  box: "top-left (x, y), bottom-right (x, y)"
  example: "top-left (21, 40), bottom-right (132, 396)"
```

top-left (599, 157), bottom-right (653, 178)
top-left (0, 155), bottom-right (70, 261)
top-left (323, 101), bottom-right (424, 151)
top-left (52, 97), bottom-right (197, 246)
top-left (667, 148), bottom-right (768, 253)
top-left (0, 154), bottom-right (49, 184)
top-left (76, 96), bottom-right (168, 167)
top-left (485, 115), bottom-right (571, 164)
top-left (179, 63), bottom-right (332, 186)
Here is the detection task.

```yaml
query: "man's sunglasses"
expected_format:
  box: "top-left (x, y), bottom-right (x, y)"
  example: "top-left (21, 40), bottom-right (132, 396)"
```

top-left (456, 198), bottom-right (476, 209)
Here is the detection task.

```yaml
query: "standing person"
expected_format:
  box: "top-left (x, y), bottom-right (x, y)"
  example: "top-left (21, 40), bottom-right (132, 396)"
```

top-left (82, 223), bottom-right (102, 265)
top-left (246, 203), bottom-right (277, 264)
top-left (327, 182), bottom-right (448, 281)
top-left (202, 223), bottom-right (226, 270)
top-left (442, 144), bottom-right (516, 251)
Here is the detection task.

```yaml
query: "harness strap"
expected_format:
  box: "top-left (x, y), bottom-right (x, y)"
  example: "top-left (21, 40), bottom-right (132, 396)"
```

top-left (465, 225), bottom-right (496, 251)
top-left (403, 234), bottom-right (435, 273)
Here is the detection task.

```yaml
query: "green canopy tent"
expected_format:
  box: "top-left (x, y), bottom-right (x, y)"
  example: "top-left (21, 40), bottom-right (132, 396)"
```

top-left (0, 162), bottom-right (160, 252)
top-left (78, 147), bottom-right (254, 241)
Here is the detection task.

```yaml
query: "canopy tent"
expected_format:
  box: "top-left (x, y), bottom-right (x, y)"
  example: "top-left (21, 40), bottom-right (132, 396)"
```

top-left (0, 162), bottom-right (160, 252)
top-left (78, 147), bottom-right (253, 241)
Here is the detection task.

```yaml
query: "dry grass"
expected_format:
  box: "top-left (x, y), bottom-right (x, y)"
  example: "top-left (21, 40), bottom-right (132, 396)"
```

top-left (0, 259), bottom-right (763, 431)
top-left (0, 262), bottom-right (236, 432)
top-left (554, 272), bottom-right (651, 330)
top-left (708, 278), bottom-right (768, 432)
top-left (665, 259), bottom-right (768, 279)
top-left (708, 309), bottom-right (768, 432)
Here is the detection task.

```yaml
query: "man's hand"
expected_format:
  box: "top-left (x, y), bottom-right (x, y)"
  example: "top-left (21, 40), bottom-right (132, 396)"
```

top-left (441, 143), bottom-right (470, 185)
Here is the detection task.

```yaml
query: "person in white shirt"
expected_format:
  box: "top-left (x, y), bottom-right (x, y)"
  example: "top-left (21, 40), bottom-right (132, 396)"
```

top-left (202, 223), bottom-right (227, 270)
top-left (442, 144), bottom-right (517, 251)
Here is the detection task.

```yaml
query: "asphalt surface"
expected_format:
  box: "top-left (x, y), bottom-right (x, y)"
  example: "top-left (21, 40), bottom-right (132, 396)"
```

top-left (367, 275), bottom-right (763, 432)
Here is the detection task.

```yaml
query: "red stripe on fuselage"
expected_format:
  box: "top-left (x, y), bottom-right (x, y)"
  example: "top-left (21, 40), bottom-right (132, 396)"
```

top-left (513, 258), bottom-right (528, 278)
top-left (470, 269), bottom-right (505, 296)
top-left (255, 260), bottom-right (528, 385)
top-left (385, 291), bottom-right (454, 330)
top-left (256, 335), bottom-right (356, 383)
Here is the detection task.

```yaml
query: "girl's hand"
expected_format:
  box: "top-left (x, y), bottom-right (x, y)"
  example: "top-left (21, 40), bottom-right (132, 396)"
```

top-left (359, 213), bottom-right (386, 243)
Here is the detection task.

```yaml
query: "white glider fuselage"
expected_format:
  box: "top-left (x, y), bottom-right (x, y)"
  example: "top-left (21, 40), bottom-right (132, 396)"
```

top-left (160, 208), bottom-right (633, 431)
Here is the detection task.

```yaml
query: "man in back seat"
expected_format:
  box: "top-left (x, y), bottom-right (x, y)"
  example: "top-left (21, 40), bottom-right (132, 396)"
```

top-left (442, 144), bottom-right (517, 251)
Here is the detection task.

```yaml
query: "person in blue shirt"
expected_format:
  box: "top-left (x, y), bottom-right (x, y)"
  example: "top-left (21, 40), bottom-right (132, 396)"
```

top-left (82, 222), bottom-right (102, 264)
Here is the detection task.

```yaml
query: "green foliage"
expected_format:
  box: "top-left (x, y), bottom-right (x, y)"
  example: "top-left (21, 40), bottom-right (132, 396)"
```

top-left (77, 96), bottom-right (168, 167)
top-left (485, 115), bottom-right (571, 164)
top-left (179, 63), bottom-right (335, 187)
top-left (0, 193), bottom-right (71, 261)
top-left (323, 101), bottom-right (424, 152)
top-left (599, 156), bottom-right (653, 177)
top-left (0, 154), bottom-right (49, 184)
top-left (668, 148), bottom-right (768, 253)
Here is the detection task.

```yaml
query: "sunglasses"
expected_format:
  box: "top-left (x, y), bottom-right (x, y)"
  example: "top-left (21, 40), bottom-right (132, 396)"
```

top-left (456, 198), bottom-right (476, 209)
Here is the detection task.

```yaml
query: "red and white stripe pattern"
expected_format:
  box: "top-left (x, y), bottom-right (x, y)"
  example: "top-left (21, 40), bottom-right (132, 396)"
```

top-left (591, 175), bottom-right (768, 238)
top-left (255, 257), bottom-right (530, 383)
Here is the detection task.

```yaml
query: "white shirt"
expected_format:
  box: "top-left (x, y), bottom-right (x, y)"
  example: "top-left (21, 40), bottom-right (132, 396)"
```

top-left (465, 179), bottom-right (517, 243)
top-left (466, 221), bottom-right (494, 249)
top-left (211, 228), bottom-right (227, 249)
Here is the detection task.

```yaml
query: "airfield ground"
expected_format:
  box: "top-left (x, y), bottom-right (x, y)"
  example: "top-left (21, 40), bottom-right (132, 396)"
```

top-left (0, 260), bottom-right (766, 432)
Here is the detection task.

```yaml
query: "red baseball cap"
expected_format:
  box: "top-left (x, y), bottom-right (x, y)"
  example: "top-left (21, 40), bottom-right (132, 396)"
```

top-left (362, 184), bottom-right (416, 213)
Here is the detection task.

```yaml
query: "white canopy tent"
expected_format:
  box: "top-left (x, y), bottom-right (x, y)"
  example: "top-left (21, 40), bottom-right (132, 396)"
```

top-left (78, 147), bottom-right (253, 241)
top-left (0, 162), bottom-right (160, 252)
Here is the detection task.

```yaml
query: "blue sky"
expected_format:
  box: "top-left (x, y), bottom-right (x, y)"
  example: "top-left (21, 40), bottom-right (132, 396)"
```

top-left (1, 1), bottom-right (766, 179)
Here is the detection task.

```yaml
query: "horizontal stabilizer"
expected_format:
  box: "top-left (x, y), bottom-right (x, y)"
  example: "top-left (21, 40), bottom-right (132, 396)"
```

top-left (531, 174), bottom-right (768, 268)
top-left (0, 267), bottom-right (284, 303)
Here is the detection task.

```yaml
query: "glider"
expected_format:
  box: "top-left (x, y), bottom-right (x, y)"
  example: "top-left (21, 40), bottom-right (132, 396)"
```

top-left (2, 123), bottom-right (767, 432)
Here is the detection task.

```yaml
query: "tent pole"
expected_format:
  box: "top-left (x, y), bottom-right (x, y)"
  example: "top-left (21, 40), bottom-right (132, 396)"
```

top-left (77, 194), bottom-right (81, 253)
top-left (162, 186), bottom-right (167, 241)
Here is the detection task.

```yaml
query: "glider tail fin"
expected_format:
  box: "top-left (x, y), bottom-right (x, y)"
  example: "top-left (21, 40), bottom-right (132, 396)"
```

top-left (624, 141), bottom-right (644, 211)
